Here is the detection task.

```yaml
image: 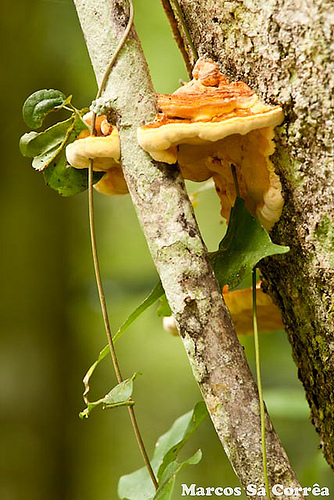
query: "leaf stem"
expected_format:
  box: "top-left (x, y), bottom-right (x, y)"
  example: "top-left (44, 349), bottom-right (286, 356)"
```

top-left (252, 268), bottom-right (271, 499)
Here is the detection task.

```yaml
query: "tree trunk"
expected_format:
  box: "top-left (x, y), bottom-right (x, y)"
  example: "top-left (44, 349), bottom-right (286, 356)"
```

top-left (74, 0), bottom-right (304, 496)
top-left (169, 0), bottom-right (334, 468)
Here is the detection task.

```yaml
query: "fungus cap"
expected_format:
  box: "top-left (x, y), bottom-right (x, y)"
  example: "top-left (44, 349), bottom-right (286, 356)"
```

top-left (137, 58), bottom-right (284, 230)
top-left (66, 113), bottom-right (120, 171)
top-left (66, 113), bottom-right (128, 195)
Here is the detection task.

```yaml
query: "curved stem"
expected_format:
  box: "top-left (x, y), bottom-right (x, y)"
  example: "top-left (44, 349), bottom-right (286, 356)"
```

top-left (252, 269), bottom-right (271, 499)
top-left (91, 0), bottom-right (134, 134)
top-left (88, 163), bottom-right (158, 490)
top-left (86, 0), bottom-right (158, 490)
top-left (97, 0), bottom-right (134, 100)
top-left (88, 161), bottom-right (123, 384)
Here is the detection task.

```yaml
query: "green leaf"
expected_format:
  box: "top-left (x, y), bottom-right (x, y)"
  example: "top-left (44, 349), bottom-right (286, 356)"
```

top-left (22, 89), bottom-right (67, 128)
top-left (113, 281), bottom-right (165, 343)
top-left (19, 117), bottom-right (74, 164)
top-left (103, 373), bottom-right (139, 407)
top-left (156, 401), bottom-right (207, 481)
top-left (43, 150), bottom-right (102, 196)
top-left (32, 145), bottom-right (65, 172)
top-left (82, 282), bottom-right (165, 405)
top-left (79, 373), bottom-right (138, 419)
top-left (43, 113), bottom-right (102, 196)
top-left (58, 94), bottom-right (73, 109)
top-left (210, 197), bottom-right (290, 290)
top-left (154, 450), bottom-right (202, 500)
top-left (156, 293), bottom-right (172, 317)
top-left (118, 402), bottom-right (208, 500)
top-left (82, 344), bottom-right (110, 404)
top-left (19, 131), bottom-right (38, 156)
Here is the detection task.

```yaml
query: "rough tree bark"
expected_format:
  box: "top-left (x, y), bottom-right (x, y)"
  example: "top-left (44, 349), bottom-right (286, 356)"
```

top-left (73, 0), bottom-right (304, 497)
top-left (167, 0), bottom-right (334, 469)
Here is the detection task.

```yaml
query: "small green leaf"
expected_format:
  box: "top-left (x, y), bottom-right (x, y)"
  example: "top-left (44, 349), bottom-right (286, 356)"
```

top-left (156, 293), bottom-right (172, 317)
top-left (58, 94), bottom-right (73, 109)
top-left (103, 373), bottom-right (139, 407)
top-left (113, 281), bottom-right (165, 343)
top-left (43, 113), bottom-right (102, 196)
top-left (79, 373), bottom-right (138, 419)
top-left (210, 197), bottom-right (289, 290)
top-left (22, 89), bottom-right (67, 128)
top-left (19, 117), bottom-right (74, 162)
top-left (82, 282), bottom-right (165, 405)
top-left (118, 402), bottom-right (208, 500)
top-left (19, 131), bottom-right (38, 157)
top-left (156, 401), bottom-right (207, 481)
top-left (32, 145), bottom-right (64, 172)
top-left (43, 150), bottom-right (103, 196)
top-left (154, 450), bottom-right (202, 500)
top-left (82, 344), bottom-right (110, 403)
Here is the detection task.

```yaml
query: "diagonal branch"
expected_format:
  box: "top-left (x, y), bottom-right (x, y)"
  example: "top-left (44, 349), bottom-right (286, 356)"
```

top-left (74, 0), bottom-right (302, 496)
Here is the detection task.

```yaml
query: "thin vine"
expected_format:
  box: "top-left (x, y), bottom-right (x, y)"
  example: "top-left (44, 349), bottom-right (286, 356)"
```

top-left (252, 268), bottom-right (271, 499)
top-left (87, 0), bottom-right (158, 491)
top-left (231, 165), bottom-right (271, 498)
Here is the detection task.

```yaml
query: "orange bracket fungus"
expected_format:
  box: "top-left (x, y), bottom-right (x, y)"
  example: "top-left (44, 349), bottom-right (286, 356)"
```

top-left (137, 58), bottom-right (284, 230)
top-left (66, 113), bottom-right (128, 195)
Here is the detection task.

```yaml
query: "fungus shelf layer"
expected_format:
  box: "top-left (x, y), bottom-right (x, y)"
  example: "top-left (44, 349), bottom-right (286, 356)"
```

top-left (66, 59), bottom-right (284, 230)
top-left (138, 58), bottom-right (284, 230)
top-left (66, 112), bottom-right (128, 195)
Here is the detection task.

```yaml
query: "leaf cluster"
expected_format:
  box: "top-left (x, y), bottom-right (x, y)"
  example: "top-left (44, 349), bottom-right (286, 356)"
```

top-left (19, 89), bottom-right (103, 196)
top-left (118, 401), bottom-right (208, 500)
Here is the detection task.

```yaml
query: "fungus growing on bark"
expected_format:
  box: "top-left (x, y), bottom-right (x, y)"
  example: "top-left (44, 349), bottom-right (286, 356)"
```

top-left (66, 113), bottom-right (128, 195)
top-left (138, 58), bottom-right (284, 230)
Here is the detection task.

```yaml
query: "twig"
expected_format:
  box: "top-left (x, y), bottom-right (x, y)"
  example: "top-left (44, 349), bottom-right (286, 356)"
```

top-left (160, 0), bottom-right (193, 76)
top-left (167, 0), bottom-right (198, 63)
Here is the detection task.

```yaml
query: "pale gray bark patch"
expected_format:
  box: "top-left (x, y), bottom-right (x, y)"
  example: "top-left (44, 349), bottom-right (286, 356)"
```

top-left (177, 0), bottom-right (334, 469)
top-left (74, 0), bottom-right (304, 496)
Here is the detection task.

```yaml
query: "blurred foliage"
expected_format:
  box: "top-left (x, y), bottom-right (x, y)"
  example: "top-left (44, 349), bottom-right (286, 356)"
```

top-left (1, 1), bottom-right (333, 499)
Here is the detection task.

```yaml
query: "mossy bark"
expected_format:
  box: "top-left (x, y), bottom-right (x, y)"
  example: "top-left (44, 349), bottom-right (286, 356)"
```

top-left (170, 0), bottom-right (334, 468)
top-left (74, 0), bottom-right (303, 496)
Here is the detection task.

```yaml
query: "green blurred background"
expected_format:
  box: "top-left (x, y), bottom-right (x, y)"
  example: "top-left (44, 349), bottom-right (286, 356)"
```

top-left (1, 0), bottom-right (332, 498)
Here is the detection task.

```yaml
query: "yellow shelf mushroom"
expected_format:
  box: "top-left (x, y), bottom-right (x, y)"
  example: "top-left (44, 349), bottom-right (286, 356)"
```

top-left (66, 59), bottom-right (284, 231)
top-left (65, 112), bottom-right (128, 195)
top-left (138, 58), bottom-right (284, 230)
